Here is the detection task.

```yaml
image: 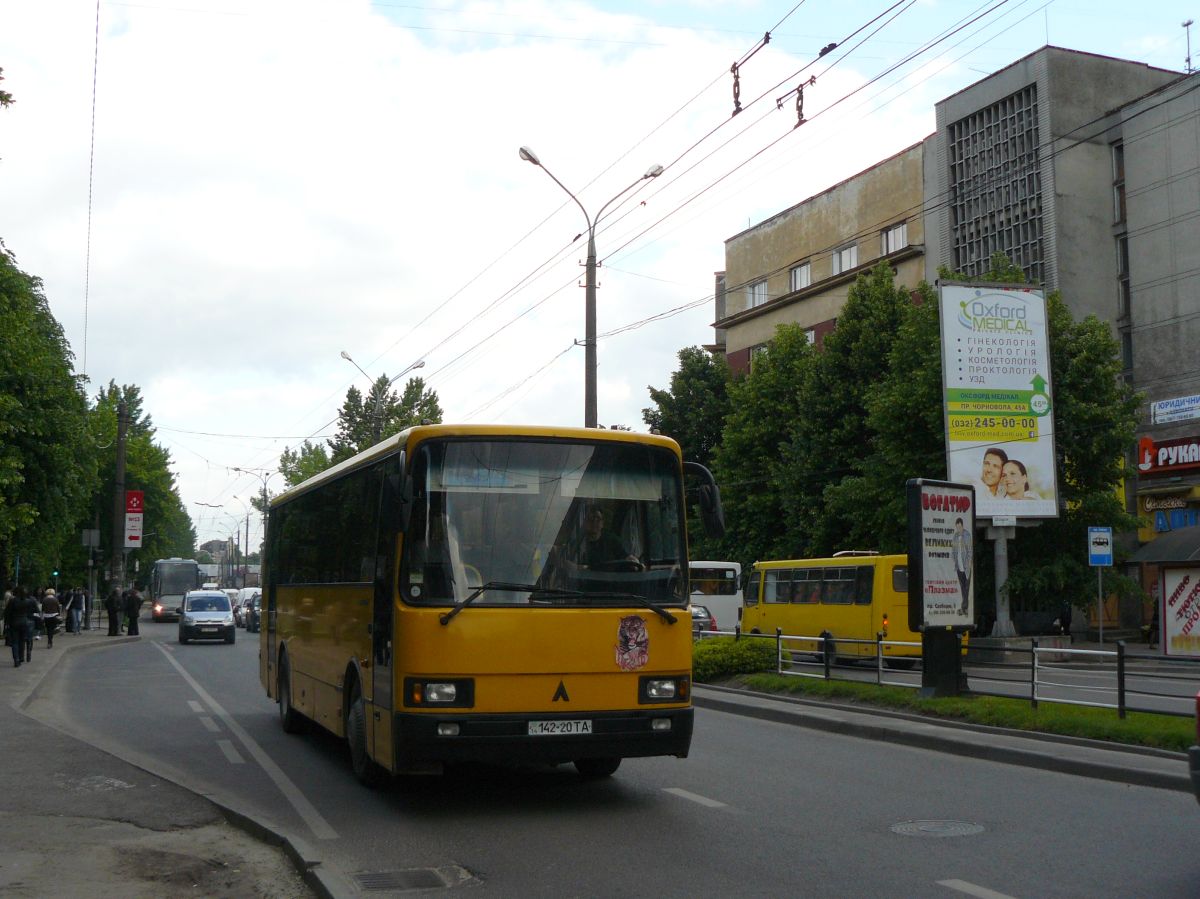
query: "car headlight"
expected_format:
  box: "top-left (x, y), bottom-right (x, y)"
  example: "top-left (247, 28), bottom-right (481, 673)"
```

top-left (222, 615), bottom-right (234, 626)
top-left (183, 615), bottom-right (195, 625)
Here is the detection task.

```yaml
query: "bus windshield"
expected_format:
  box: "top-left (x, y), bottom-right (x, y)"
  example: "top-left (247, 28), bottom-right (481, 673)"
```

top-left (154, 560), bottom-right (201, 599)
top-left (401, 438), bottom-right (687, 607)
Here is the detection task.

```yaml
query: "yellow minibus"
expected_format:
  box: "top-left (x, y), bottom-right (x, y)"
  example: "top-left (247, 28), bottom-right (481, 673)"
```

top-left (261, 424), bottom-right (723, 784)
top-left (739, 552), bottom-right (920, 667)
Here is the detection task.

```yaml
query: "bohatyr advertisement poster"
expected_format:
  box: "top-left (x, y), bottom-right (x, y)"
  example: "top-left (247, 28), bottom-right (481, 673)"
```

top-left (1162, 567), bottom-right (1200, 658)
top-left (907, 479), bottom-right (975, 630)
top-left (938, 283), bottom-right (1059, 521)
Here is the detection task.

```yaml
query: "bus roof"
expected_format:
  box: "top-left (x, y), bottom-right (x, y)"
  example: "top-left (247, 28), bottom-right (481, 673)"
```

top-left (271, 423), bottom-right (683, 508)
top-left (751, 554), bottom-right (907, 570)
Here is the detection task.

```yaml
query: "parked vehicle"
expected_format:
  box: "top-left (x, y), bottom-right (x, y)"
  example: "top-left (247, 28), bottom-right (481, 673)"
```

top-left (178, 590), bottom-right (235, 645)
top-left (691, 604), bottom-right (717, 638)
top-left (1191, 690), bottom-right (1200, 805)
top-left (689, 561), bottom-right (741, 632)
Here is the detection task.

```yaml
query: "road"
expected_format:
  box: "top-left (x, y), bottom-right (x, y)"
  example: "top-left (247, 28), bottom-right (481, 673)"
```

top-left (29, 621), bottom-right (1200, 898)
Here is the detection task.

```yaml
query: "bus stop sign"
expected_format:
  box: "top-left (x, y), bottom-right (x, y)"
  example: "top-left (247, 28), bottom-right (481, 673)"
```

top-left (1088, 527), bottom-right (1113, 567)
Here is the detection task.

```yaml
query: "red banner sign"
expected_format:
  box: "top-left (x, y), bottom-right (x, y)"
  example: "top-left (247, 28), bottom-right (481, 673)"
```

top-left (1137, 436), bottom-right (1200, 476)
top-left (125, 490), bottom-right (144, 513)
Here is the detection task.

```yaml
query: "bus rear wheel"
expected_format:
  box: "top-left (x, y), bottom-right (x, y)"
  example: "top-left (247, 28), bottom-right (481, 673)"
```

top-left (885, 658), bottom-right (917, 670)
top-left (278, 655), bottom-right (306, 734)
top-left (574, 757), bottom-right (621, 778)
top-left (346, 680), bottom-right (387, 788)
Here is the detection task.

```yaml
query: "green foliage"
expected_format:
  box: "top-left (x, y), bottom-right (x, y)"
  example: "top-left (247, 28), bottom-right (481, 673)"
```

top-left (711, 324), bottom-right (816, 567)
top-left (89, 383), bottom-right (196, 584)
top-left (279, 439), bottom-right (332, 488)
top-left (736, 673), bottom-right (1194, 752)
top-left (643, 346), bottom-right (732, 558)
top-left (692, 636), bottom-right (778, 682)
top-left (0, 248), bottom-right (97, 587)
top-left (324, 375), bottom-right (444, 467)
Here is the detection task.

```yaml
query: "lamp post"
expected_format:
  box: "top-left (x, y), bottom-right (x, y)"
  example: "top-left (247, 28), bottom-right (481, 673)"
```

top-left (232, 495), bottom-right (250, 588)
top-left (518, 145), bottom-right (663, 428)
top-left (231, 468), bottom-right (280, 555)
top-left (339, 351), bottom-right (426, 442)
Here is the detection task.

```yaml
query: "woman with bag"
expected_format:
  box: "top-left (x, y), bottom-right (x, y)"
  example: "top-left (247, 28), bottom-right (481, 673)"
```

top-left (40, 588), bottom-right (62, 648)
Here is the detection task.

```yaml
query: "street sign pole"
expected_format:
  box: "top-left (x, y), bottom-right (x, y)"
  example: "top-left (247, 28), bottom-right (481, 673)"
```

top-left (1088, 526), bottom-right (1114, 643)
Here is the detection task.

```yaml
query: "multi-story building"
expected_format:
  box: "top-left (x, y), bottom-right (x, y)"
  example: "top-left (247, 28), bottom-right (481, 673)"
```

top-left (715, 141), bottom-right (926, 373)
top-left (711, 46), bottom-right (1197, 630)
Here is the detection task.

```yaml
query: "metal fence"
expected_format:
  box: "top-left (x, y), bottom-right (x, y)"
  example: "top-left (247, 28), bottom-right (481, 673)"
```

top-left (696, 629), bottom-right (1200, 719)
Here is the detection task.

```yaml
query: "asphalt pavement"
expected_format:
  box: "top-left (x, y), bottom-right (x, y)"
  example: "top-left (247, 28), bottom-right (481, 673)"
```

top-left (1, 622), bottom-right (1193, 898)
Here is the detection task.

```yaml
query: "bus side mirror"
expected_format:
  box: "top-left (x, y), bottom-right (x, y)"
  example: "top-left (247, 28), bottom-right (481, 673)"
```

top-left (683, 462), bottom-right (725, 539)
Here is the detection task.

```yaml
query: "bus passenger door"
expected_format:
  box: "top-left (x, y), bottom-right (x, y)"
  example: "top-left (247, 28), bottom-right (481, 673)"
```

top-left (371, 465), bottom-right (399, 769)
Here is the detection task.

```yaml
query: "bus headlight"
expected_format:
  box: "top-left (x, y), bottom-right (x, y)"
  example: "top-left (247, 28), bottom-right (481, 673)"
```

top-left (639, 675), bottom-right (689, 703)
top-left (404, 678), bottom-right (475, 708)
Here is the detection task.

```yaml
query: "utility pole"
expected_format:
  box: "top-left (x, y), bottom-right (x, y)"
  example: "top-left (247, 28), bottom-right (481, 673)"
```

top-left (110, 400), bottom-right (130, 591)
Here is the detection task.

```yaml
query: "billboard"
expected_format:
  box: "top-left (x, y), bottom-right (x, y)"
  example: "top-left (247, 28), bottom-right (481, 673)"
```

top-left (939, 283), bottom-right (1059, 521)
top-left (906, 479), bottom-right (976, 631)
top-left (1162, 567), bottom-right (1200, 658)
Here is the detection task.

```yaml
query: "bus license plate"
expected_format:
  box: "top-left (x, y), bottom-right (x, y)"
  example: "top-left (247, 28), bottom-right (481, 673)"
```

top-left (528, 720), bottom-right (592, 736)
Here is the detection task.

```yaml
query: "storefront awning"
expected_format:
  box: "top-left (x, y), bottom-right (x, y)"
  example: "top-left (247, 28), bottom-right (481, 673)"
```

top-left (1128, 525), bottom-right (1200, 563)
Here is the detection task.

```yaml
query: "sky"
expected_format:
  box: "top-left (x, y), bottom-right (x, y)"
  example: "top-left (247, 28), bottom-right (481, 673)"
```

top-left (2, 0), bottom-right (1196, 548)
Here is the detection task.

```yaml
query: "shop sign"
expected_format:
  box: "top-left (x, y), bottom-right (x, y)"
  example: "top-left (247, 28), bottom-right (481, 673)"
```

top-left (1155, 508), bottom-right (1200, 532)
top-left (1136, 435), bottom-right (1200, 476)
top-left (1151, 394), bottom-right (1200, 425)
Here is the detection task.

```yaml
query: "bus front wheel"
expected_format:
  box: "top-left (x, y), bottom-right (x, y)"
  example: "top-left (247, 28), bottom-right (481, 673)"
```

top-left (278, 655), bottom-right (306, 734)
top-left (346, 680), bottom-right (387, 788)
top-left (574, 757), bottom-right (621, 778)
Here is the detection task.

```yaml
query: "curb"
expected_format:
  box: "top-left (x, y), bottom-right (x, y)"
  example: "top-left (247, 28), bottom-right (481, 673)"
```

top-left (12, 630), bottom-right (347, 899)
top-left (693, 685), bottom-right (1191, 794)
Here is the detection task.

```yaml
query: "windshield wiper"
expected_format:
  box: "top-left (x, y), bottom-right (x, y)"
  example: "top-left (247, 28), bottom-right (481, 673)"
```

top-left (585, 592), bottom-right (679, 624)
top-left (438, 582), bottom-right (584, 625)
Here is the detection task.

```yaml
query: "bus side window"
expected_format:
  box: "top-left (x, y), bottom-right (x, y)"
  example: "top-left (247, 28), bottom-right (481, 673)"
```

top-left (743, 571), bottom-right (760, 606)
top-left (892, 565), bottom-right (908, 593)
top-left (794, 569), bottom-right (819, 604)
top-left (854, 566), bottom-right (874, 605)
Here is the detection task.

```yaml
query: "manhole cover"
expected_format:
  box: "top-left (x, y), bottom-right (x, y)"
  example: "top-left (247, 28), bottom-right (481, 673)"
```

top-left (890, 819), bottom-right (984, 838)
top-left (352, 865), bottom-right (475, 892)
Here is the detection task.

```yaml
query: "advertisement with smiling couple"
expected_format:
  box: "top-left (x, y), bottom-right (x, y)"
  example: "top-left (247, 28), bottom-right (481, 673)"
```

top-left (939, 282), bottom-right (1059, 521)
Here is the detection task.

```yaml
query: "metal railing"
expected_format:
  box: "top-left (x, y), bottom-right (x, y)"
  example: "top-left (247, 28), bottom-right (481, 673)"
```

top-left (695, 629), bottom-right (1200, 718)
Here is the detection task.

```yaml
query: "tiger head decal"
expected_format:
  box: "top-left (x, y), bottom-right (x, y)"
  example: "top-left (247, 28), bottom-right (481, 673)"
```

top-left (615, 615), bottom-right (649, 671)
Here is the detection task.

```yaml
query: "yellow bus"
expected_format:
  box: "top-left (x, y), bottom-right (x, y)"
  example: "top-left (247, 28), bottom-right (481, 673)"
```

top-left (739, 552), bottom-right (921, 668)
top-left (260, 424), bottom-right (723, 784)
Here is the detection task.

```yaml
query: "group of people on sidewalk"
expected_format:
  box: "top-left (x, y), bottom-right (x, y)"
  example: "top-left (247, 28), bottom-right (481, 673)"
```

top-left (2, 584), bottom-right (144, 667)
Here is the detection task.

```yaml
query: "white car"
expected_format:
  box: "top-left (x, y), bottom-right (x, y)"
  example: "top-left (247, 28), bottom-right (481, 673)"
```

top-left (178, 590), bottom-right (236, 645)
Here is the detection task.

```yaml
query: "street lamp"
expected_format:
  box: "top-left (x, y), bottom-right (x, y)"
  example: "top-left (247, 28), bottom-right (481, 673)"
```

top-left (232, 496), bottom-right (250, 589)
top-left (231, 468), bottom-right (280, 548)
top-left (339, 350), bottom-right (426, 442)
top-left (519, 145), bottom-right (663, 428)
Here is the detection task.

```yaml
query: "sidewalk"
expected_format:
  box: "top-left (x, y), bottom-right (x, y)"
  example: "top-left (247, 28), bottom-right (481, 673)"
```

top-left (0, 622), bottom-right (317, 899)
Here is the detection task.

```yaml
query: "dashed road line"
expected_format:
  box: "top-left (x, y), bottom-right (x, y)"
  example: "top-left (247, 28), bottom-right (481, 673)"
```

top-left (188, 700), bottom-right (204, 713)
top-left (663, 787), bottom-right (726, 808)
top-left (217, 739), bottom-right (245, 764)
top-left (153, 643), bottom-right (338, 840)
top-left (199, 716), bottom-right (221, 732)
top-left (938, 879), bottom-right (1019, 899)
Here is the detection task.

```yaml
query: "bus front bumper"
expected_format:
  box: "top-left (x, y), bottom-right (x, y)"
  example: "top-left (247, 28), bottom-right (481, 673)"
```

top-left (393, 707), bottom-right (693, 767)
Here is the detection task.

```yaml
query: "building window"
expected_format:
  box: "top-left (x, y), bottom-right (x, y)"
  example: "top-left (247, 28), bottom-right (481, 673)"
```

top-left (746, 279), bottom-right (768, 308)
top-left (804, 328), bottom-right (816, 345)
top-left (1116, 235), bottom-right (1130, 320)
top-left (1112, 141), bottom-right (1126, 225)
top-left (749, 343), bottom-right (768, 370)
top-left (948, 84), bottom-right (1043, 284)
top-left (832, 244), bottom-right (858, 275)
top-left (881, 222), bottom-right (908, 255)
top-left (1120, 327), bottom-right (1133, 372)
top-left (790, 262), bottom-right (811, 293)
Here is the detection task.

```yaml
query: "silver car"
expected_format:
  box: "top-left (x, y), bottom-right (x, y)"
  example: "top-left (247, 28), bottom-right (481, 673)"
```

top-left (178, 591), bottom-right (236, 644)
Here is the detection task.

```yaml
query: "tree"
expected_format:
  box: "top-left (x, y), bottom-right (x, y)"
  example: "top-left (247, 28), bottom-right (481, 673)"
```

top-left (319, 375), bottom-right (444, 468)
top-left (278, 440), bottom-right (332, 488)
top-left (643, 346), bottom-right (731, 471)
top-left (711, 325), bottom-right (816, 568)
top-left (0, 248), bottom-right (97, 588)
top-left (0, 67), bottom-right (13, 109)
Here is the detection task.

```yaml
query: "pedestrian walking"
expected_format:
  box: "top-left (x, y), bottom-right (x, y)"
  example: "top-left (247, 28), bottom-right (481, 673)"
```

top-left (4, 586), bottom-right (38, 667)
top-left (104, 588), bottom-right (121, 636)
top-left (62, 588), bottom-right (79, 634)
top-left (82, 587), bottom-right (93, 630)
top-left (40, 588), bottom-right (62, 648)
top-left (124, 586), bottom-right (143, 637)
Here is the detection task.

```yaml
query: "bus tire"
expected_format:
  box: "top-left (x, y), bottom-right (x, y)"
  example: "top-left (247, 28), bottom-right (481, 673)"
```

top-left (885, 658), bottom-right (916, 670)
top-left (346, 679), bottom-right (387, 788)
top-left (574, 757), bottom-right (621, 778)
top-left (278, 654), bottom-right (306, 735)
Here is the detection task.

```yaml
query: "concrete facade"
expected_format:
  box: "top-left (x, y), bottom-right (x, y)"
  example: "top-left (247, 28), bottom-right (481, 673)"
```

top-left (716, 142), bottom-right (926, 372)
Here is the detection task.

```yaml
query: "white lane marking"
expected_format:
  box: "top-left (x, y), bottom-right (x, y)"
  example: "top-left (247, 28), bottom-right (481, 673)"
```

top-left (217, 739), bottom-right (245, 764)
top-left (152, 643), bottom-right (338, 840)
top-left (188, 700), bottom-right (204, 713)
top-left (938, 879), bottom-right (1019, 899)
top-left (663, 787), bottom-right (726, 808)
top-left (199, 716), bottom-right (221, 733)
